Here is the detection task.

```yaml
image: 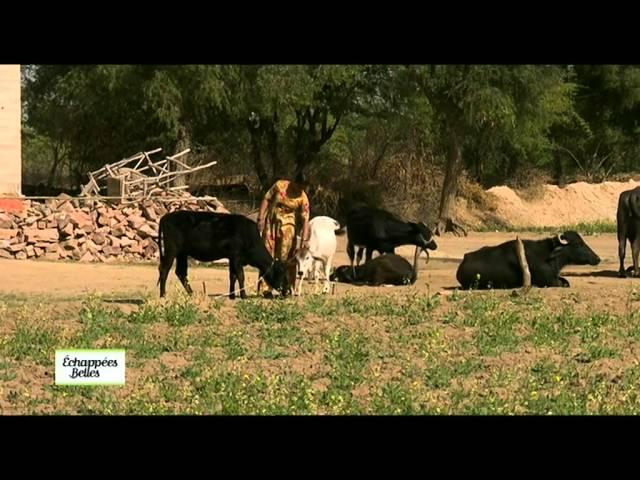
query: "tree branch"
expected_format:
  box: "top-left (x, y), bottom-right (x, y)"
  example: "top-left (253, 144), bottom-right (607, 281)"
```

top-left (554, 144), bottom-right (585, 174)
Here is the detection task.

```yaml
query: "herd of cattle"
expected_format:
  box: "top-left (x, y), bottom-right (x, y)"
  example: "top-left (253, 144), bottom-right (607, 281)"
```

top-left (155, 186), bottom-right (640, 299)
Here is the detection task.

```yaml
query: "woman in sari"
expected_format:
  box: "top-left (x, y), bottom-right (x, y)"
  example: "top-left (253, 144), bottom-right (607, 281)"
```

top-left (257, 179), bottom-right (311, 296)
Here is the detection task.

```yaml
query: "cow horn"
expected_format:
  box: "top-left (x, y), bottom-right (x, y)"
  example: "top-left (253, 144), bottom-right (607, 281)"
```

top-left (556, 233), bottom-right (569, 245)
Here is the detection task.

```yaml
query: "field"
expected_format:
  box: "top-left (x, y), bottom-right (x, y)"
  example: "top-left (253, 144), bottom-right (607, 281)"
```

top-left (2, 231), bottom-right (640, 415)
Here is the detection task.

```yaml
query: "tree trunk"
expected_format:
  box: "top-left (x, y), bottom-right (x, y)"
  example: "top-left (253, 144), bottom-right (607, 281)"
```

top-left (436, 130), bottom-right (467, 236)
top-left (294, 152), bottom-right (310, 184)
top-left (268, 131), bottom-right (283, 181)
top-left (474, 154), bottom-right (483, 184)
top-left (173, 127), bottom-right (190, 188)
top-left (249, 128), bottom-right (269, 191)
top-left (266, 114), bottom-right (283, 181)
top-left (47, 147), bottom-right (62, 188)
top-left (371, 141), bottom-right (389, 179)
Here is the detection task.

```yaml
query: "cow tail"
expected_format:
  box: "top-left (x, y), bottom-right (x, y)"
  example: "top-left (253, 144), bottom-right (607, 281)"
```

top-left (156, 222), bottom-right (164, 286)
top-left (157, 222), bottom-right (164, 262)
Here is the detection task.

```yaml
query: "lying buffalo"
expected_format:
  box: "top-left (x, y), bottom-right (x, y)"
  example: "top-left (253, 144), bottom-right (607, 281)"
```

top-left (330, 249), bottom-right (423, 286)
top-left (456, 231), bottom-right (600, 289)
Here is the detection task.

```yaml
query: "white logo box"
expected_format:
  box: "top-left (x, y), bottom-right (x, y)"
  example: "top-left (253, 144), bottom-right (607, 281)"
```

top-left (55, 349), bottom-right (126, 386)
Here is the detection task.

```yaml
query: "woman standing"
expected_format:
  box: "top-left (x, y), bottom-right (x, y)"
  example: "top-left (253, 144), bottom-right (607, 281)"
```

top-left (257, 179), bottom-right (311, 296)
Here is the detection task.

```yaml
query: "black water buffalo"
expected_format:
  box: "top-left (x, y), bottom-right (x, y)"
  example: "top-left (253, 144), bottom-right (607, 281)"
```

top-left (456, 231), bottom-right (601, 289)
top-left (157, 211), bottom-right (289, 299)
top-left (345, 205), bottom-right (437, 270)
top-left (330, 251), bottom-right (422, 286)
top-left (617, 186), bottom-right (640, 277)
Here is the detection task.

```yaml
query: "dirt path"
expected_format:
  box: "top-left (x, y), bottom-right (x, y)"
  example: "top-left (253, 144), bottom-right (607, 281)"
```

top-left (0, 232), bottom-right (637, 312)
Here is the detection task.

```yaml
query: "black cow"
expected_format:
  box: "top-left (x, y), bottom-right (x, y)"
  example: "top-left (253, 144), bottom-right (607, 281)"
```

top-left (330, 251), bottom-right (421, 286)
top-left (617, 186), bottom-right (640, 277)
top-left (157, 211), bottom-right (289, 299)
top-left (345, 206), bottom-right (437, 271)
top-left (456, 231), bottom-right (601, 289)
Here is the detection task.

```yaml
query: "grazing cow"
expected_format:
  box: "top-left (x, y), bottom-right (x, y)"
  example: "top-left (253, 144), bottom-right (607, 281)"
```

top-left (330, 248), bottom-right (424, 286)
top-left (456, 231), bottom-right (601, 289)
top-left (157, 211), bottom-right (289, 299)
top-left (345, 205), bottom-right (438, 272)
top-left (294, 216), bottom-right (342, 295)
top-left (616, 186), bottom-right (640, 277)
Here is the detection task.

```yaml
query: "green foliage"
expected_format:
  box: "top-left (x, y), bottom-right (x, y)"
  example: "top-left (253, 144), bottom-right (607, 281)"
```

top-left (22, 64), bottom-right (640, 213)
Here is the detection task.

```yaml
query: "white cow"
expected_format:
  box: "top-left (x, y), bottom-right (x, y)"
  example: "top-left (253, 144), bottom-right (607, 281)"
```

top-left (294, 216), bottom-right (341, 295)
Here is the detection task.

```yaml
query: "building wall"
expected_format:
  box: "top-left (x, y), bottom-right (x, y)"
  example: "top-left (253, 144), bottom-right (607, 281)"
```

top-left (0, 65), bottom-right (21, 196)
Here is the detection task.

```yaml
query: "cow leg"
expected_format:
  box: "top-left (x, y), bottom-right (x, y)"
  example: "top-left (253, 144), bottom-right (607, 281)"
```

top-left (545, 274), bottom-right (570, 288)
top-left (158, 251), bottom-right (175, 298)
top-left (356, 247), bottom-right (365, 266)
top-left (312, 259), bottom-right (320, 293)
top-left (347, 241), bottom-right (356, 276)
top-left (228, 261), bottom-right (238, 300)
top-left (307, 263), bottom-right (315, 281)
top-left (234, 261), bottom-right (248, 300)
top-left (618, 228), bottom-right (628, 278)
top-left (175, 254), bottom-right (193, 295)
top-left (632, 237), bottom-right (640, 277)
top-left (308, 258), bottom-right (319, 281)
top-left (365, 247), bottom-right (374, 263)
top-left (322, 256), bottom-right (332, 294)
top-left (294, 267), bottom-right (304, 296)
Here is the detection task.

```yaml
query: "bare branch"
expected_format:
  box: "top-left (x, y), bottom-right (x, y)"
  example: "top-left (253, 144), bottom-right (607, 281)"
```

top-left (554, 144), bottom-right (585, 173)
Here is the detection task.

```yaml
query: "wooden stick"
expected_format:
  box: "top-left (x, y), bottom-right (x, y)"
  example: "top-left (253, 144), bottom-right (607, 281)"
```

top-left (141, 152), bottom-right (158, 176)
top-left (143, 161), bottom-right (217, 183)
top-left (167, 148), bottom-right (191, 159)
top-left (81, 175), bottom-right (101, 196)
top-left (133, 155), bottom-right (146, 171)
top-left (89, 176), bottom-right (100, 193)
top-left (170, 159), bottom-right (191, 170)
top-left (92, 154), bottom-right (142, 175)
top-left (515, 236), bottom-right (531, 289)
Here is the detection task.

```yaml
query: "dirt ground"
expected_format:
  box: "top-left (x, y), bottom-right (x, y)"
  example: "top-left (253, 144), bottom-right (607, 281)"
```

top-left (4, 230), bottom-right (640, 415)
top-left (0, 231), bottom-right (637, 313)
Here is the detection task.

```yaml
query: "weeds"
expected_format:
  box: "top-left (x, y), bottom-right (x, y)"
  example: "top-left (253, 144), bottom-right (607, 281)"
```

top-left (2, 288), bottom-right (640, 415)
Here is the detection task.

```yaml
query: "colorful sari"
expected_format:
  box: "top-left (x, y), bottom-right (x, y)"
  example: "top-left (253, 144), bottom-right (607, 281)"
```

top-left (258, 179), bottom-right (310, 294)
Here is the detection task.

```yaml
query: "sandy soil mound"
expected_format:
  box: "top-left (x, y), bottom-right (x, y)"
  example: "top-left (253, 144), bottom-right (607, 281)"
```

top-left (459, 179), bottom-right (640, 229)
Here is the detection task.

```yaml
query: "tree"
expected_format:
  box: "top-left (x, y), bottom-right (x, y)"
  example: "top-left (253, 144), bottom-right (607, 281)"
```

top-left (216, 65), bottom-right (387, 190)
top-left (554, 65), bottom-right (640, 180)
top-left (409, 65), bottom-right (575, 235)
top-left (23, 65), bottom-right (228, 186)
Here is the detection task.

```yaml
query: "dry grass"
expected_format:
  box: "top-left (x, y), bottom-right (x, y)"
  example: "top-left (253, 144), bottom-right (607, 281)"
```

top-left (458, 173), bottom-right (499, 213)
top-left (510, 168), bottom-right (554, 202)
